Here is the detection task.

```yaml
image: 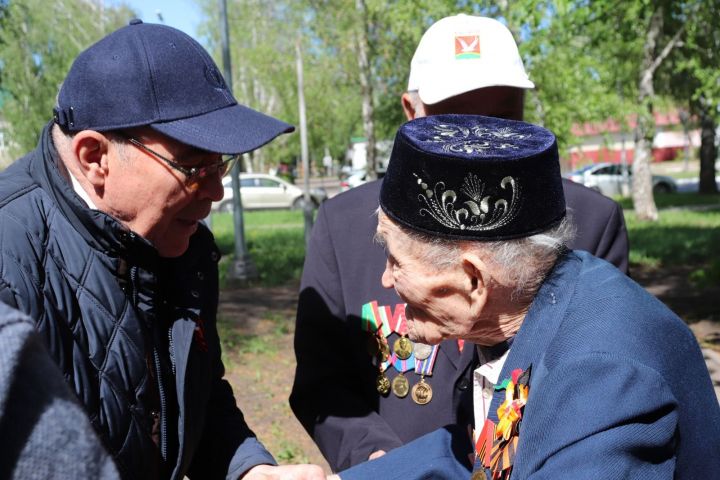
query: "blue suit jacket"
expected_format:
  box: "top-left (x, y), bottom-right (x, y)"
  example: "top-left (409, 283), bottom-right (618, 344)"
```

top-left (291, 179), bottom-right (630, 471)
top-left (339, 251), bottom-right (720, 479)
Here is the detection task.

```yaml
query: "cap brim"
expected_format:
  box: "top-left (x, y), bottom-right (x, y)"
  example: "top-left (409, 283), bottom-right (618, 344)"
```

top-left (150, 103), bottom-right (294, 154)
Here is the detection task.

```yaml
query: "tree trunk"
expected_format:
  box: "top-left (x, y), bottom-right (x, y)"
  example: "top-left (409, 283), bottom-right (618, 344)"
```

top-left (699, 99), bottom-right (719, 194)
top-left (355, 0), bottom-right (376, 178)
top-left (632, 7), bottom-right (662, 221)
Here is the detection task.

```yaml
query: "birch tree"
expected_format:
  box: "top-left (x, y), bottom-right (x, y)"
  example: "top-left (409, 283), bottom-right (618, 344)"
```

top-left (0, 0), bottom-right (135, 155)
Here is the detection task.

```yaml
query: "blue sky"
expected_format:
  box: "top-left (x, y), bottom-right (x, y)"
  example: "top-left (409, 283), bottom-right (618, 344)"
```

top-left (111, 0), bottom-right (202, 39)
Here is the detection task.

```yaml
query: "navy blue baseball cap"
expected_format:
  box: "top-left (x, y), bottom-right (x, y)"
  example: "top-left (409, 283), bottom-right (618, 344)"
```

top-left (54, 20), bottom-right (294, 154)
top-left (380, 114), bottom-right (566, 240)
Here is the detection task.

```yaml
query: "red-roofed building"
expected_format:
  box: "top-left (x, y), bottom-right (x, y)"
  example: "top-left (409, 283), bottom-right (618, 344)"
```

top-left (566, 110), bottom-right (699, 171)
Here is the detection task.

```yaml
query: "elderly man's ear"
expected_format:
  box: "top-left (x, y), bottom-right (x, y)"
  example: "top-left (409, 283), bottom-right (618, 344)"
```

top-left (71, 130), bottom-right (111, 189)
top-left (460, 251), bottom-right (491, 311)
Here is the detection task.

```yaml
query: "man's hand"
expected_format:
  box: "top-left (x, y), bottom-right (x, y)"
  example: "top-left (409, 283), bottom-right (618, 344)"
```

top-left (368, 450), bottom-right (386, 460)
top-left (242, 464), bottom-right (326, 480)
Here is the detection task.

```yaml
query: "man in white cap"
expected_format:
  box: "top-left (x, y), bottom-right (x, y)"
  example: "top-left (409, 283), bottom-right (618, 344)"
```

top-left (290, 14), bottom-right (629, 472)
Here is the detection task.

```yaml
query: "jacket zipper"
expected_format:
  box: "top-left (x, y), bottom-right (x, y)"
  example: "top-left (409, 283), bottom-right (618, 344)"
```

top-left (153, 349), bottom-right (168, 461)
top-left (130, 263), bottom-right (168, 461)
top-left (168, 327), bottom-right (176, 376)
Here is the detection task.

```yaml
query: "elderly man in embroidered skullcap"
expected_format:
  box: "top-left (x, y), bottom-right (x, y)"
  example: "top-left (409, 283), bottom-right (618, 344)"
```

top-left (291, 15), bottom-right (630, 473)
top-left (331, 114), bottom-right (720, 480)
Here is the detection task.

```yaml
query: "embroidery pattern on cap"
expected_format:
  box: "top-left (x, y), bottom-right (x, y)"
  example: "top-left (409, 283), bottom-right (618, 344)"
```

top-left (425, 124), bottom-right (531, 155)
top-left (414, 173), bottom-right (520, 232)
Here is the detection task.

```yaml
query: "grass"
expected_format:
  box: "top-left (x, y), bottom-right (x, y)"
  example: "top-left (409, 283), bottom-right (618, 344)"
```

top-left (612, 192), bottom-right (720, 282)
top-left (625, 208), bottom-right (720, 266)
top-left (211, 210), bottom-right (308, 287)
top-left (615, 192), bottom-right (720, 210)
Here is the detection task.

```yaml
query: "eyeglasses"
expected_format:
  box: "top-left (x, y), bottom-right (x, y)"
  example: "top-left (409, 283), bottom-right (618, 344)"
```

top-left (115, 132), bottom-right (239, 185)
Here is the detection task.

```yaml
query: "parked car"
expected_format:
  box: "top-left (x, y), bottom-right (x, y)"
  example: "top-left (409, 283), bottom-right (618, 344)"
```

top-left (566, 162), bottom-right (677, 196)
top-left (213, 174), bottom-right (327, 212)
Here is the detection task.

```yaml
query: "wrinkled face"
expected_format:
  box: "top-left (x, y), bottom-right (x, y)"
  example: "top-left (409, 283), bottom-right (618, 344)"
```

top-left (376, 212), bottom-right (477, 345)
top-left (103, 128), bottom-right (224, 257)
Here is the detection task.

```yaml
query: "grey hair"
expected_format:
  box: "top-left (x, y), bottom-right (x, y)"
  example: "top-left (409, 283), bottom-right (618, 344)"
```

top-left (396, 215), bottom-right (576, 298)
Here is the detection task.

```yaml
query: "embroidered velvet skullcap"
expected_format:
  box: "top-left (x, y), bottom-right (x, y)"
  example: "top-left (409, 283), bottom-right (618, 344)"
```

top-left (380, 114), bottom-right (566, 240)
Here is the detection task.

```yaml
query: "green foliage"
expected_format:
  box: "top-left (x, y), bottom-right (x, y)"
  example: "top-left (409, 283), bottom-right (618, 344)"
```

top-left (211, 210), bottom-right (306, 286)
top-left (0, 0), bottom-right (136, 156)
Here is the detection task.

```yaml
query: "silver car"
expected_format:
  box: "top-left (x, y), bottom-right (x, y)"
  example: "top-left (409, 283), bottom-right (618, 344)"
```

top-left (567, 163), bottom-right (677, 196)
top-left (213, 173), bottom-right (327, 212)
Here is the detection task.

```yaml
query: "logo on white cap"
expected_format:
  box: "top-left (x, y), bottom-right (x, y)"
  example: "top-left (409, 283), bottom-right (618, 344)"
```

top-left (455, 35), bottom-right (480, 59)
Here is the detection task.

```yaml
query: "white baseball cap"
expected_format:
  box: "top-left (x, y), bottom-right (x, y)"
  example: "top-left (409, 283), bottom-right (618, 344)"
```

top-left (407, 14), bottom-right (534, 105)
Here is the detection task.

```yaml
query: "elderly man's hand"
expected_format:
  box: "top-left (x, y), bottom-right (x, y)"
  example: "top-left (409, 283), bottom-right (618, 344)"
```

top-left (242, 464), bottom-right (326, 480)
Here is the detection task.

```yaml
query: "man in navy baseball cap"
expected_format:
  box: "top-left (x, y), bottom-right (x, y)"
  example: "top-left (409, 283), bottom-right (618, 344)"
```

top-left (0, 20), bottom-right (323, 480)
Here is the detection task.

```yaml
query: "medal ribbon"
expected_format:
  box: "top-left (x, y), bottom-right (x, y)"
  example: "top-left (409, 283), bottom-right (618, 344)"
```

top-left (390, 304), bottom-right (407, 335)
top-left (378, 305), bottom-right (393, 337)
top-left (390, 352), bottom-right (415, 372)
top-left (414, 345), bottom-right (439, 376)
top-left (483, 367), bottom-right (531, 479)
top-left (475, 419), bottom-right (496, 467)
top-left (361, 301), bottom-right (382, 333)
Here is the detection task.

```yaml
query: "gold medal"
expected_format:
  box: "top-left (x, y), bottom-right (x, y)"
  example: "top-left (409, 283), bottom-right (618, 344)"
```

top-left (391, 373), bottom-right (409, 398)
top-left (413, 342), bottom-right (432, 360)
top-left (471, 471), bottom-right (489, 480)
top-left (376, 371), bottom-right (390, 395)
top-left (411, 377), bottom-right (433, 405)
top-left (366, 333), bottom-right (380, 357)
top-left (393, 336), bottom-right (413, 360)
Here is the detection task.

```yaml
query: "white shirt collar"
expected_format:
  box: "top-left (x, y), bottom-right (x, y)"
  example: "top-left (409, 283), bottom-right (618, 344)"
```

top-left (68, 168), bottom-right (97, 210)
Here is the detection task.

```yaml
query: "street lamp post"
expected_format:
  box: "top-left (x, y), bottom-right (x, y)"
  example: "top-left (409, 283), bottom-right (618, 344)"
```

top-left (295, 38), bottom-right (314, 245)
top-left (220, 0), bottom-right (258, 281)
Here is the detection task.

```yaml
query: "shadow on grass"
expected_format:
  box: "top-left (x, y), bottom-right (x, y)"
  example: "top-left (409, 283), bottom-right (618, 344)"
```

top-left (625, 207), bottom-right (720, 276)
top-left (629, 225), bottom-right (720, 268)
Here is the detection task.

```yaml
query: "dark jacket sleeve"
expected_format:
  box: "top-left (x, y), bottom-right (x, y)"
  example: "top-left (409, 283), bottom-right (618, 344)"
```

top-left (183, 231), bottom-right (276, 479)
top-left (290, 203), bottom-right (404, 471)
top-left (562, 179), bottom-right (629, 274)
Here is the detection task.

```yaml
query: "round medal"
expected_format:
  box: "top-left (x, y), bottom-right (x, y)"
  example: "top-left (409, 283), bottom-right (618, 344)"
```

top-left (471, 471), bottom-right (490, 480)
top-left (393, 337), bottom-right (413, 360)
top-left (413, 342), bottom-right (432, 360)
top-left (376, 373), bottom-right (390, 395)
top-left (391, 374), bottom-right (409, 398)
top-left (411, 379), bottom-right (433, 405)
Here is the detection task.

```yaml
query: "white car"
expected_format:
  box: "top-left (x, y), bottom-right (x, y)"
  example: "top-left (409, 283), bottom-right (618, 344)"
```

top-left (213, 174), bottom-right (327, 212)
top-left (566, 163), bottom-right (677, 196)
